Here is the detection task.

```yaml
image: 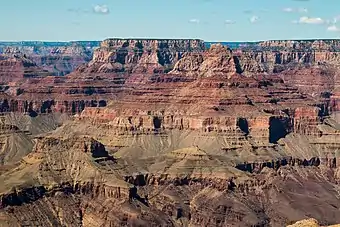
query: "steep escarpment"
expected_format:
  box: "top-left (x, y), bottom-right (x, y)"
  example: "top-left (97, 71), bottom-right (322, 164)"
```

top-left (258, 39), bottom-right (340, 50)
top-left (237, 40), bottom-right (340, 114)
top-left (238, 40), bottom-right (340, 74)
top-left (170, 43), bottom-right (240, 77)
top-left (78, 38), bottom-right (205, 74)
top-left (1, 39), bottom-right (340, 226)
top-left (76, 45), bottom-right (328, 142)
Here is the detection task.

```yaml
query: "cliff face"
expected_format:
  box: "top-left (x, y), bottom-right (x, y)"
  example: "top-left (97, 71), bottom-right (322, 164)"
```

top-left (238, 40), bottom-right (340, 74)
top-left (81, 38), bottom-right (205, 74)
top-left (1, 38), bottom-right (340, 226)
top-left (237, 40), bottom-right (340, 113)
top-left (170, 43), bottom-right (240, 78)
top-left (258, 39), bottom-right (340, 50)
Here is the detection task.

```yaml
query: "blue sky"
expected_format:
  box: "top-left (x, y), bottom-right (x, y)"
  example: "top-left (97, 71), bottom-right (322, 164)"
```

top-left (0, 0), bottom-right (339, 41)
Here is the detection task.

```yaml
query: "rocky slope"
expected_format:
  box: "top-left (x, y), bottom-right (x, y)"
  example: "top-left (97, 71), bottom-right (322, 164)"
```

top-left (287, 218), bottom-right (340, 227)
top-left (0, 55), bottom-right (50, 83)
top-left (0, 39), bottom-right (340, 226)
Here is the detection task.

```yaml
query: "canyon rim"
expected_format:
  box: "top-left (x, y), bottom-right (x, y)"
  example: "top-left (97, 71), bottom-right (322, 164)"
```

top-left (1, 1), bottom-right (340, 226)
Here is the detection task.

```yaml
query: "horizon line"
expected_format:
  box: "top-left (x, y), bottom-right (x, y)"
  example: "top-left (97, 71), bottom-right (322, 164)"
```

top-left (1, 37), bottom-right (340, 43)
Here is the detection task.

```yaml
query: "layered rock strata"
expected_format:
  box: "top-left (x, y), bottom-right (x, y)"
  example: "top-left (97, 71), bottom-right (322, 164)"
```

top-left (82, 38), bottom-right (205, 73)
top-left (237, 40), bottom-right (340, 113)
top-left (0, 40), bottom-right (340, 226)
top-left (0, 41), bottom-right (100, 76)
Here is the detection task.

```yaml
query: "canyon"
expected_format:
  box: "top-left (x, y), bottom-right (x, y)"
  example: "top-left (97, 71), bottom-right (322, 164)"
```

top-left (0, 38), bottom-right (340, 226)
top-left (0, 41), bottom-right (100, 76)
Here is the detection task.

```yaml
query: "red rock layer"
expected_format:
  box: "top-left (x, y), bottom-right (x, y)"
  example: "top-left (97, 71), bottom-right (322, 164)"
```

top-left (2, 44), bottom-right (96, 76)
top-left (73, 45), bottom-right (327, 142)
top-left (0, 42), bottom-right (335, 143)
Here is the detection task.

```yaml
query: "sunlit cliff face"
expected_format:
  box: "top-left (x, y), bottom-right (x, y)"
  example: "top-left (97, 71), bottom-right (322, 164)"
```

top-left (1, 39), bottom-right (340, 226)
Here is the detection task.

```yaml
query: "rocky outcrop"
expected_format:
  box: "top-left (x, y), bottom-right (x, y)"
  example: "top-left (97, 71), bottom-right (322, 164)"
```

top-left (0, 96), bottom-right (108, 115)
top-left (258, 39), bottom-right (340, 50)
top-left (239, 50), bottom-right (340, 73)
top-left (0, 56), bottom-right (49, 83)
top-left (79, 38), bottom-right (205, 74)
top-left (2, 133), bottom-right (340, 226)
top-left (235, 156), bottom-right (326, 174)
top-left (170, 43), bottom-right (240, 78)
top-left (287, 218), bottom-right (340, 227)
top-left (235, 40), bottom-right (340, 114)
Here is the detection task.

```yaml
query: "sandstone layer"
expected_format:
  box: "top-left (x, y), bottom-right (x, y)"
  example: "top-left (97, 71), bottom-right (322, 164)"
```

top-left (80, 38), bottom-right (205, 74)
top-left (287, 218), bottom-right (340, 227)
top-left (0, 39), bottom-right (340, 226)
top-left (238, 40), bottom-right (340, 114)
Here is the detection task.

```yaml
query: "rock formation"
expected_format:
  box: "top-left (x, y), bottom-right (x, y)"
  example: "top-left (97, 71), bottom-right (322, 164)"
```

top-left (0, 38), bottom-right (340, 226)
top-left (235, 40), bottom-right (340, 117)
top-left (0, 41), bottom-right (100, 76)
top-left (287, 218), bottom-right (340, 227)
top-left (170, 43), bottom-right (240, 78)
top-left (80, 38), bottom-right (205, 74)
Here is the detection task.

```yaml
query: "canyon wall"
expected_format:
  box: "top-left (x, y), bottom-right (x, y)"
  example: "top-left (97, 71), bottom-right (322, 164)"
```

top-left (237, 40), bottom-right (340, 113)
top-left (0, 41), bottom-right (100, 76)
top-left (0, 39), bottom-right (340, 226)
top-left (82, 38), bottom-right (205, 73)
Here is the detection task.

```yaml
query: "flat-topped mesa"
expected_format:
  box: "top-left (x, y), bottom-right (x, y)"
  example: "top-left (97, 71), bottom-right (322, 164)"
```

top-left (239, 49), bottom-right (340, 74)
top-left (86, 38), bottom-right (206, 74)
top-left (258, 39), bottom-right (340, 51)
top-left (100, 38), bottom-right (205, 51)
top-left (237, 39), bottom-right (340, 76)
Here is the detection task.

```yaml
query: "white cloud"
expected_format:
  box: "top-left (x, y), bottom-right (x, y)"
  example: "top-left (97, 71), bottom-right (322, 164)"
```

top-left (298, 16), bottom-right (324, 24)
top-left (189, 19), bottom-right (200, 23)
top-left (283, 7), bottom-right (308, 13)
top-left (283, 8), bottom-right (294, 12)
top-left (327, 25), bottom-right (340, 32)
top-left (250, 16), bottom-right (259, 23)
top-left (224, 20), bottom-right (235, 24)
top-left (93, 5), bottom-right (110, 14)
